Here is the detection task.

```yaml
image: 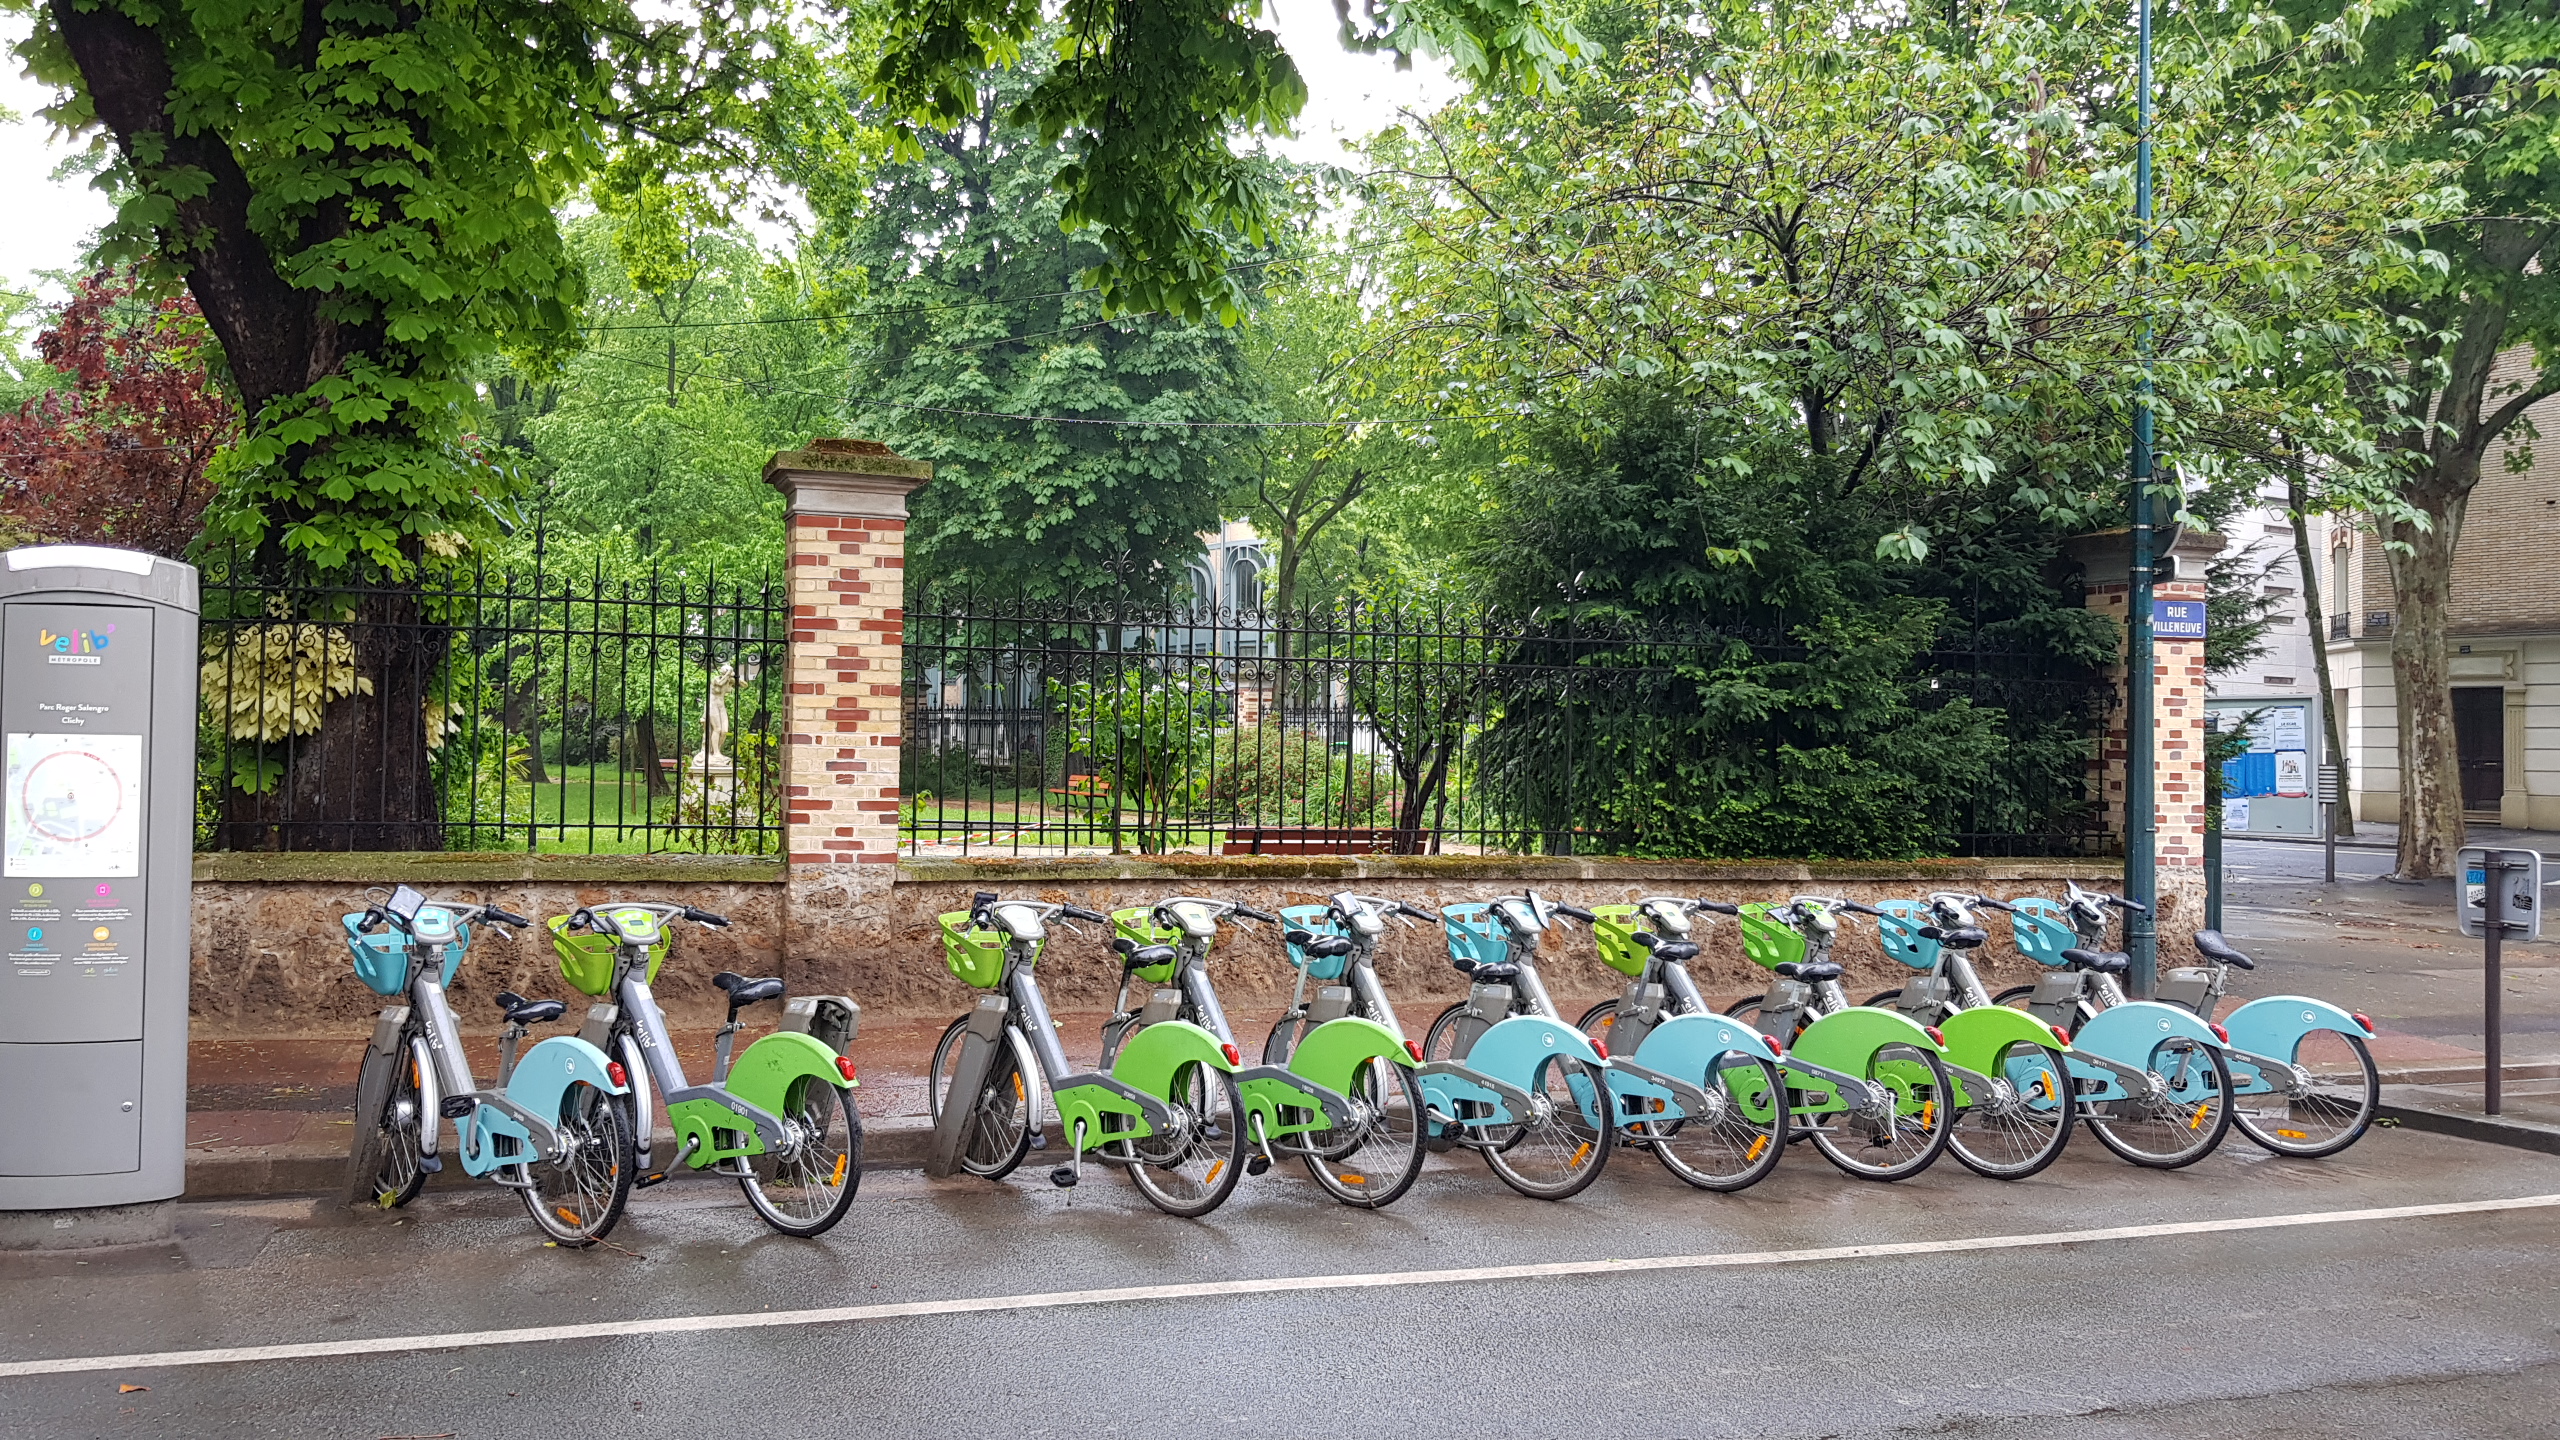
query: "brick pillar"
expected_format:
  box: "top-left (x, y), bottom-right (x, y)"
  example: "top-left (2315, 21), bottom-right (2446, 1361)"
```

top-left (766, 440), bottom-right (929, 995)
top-left (2070, 528), bottom-right (2221, 943)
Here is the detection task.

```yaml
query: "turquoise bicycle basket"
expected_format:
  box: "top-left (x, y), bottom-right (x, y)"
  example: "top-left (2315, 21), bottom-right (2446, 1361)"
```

top-left (1873, 899), bottom-right (1942, 973)
top-left (2007, 899), bottom-right (2078, 967)
top-left (343, 909), bottom-right (469, 997)
top-left (1280, 904), bottom-right (1350, 980)
top-left (1439, 902), bottom-right (1511, 973)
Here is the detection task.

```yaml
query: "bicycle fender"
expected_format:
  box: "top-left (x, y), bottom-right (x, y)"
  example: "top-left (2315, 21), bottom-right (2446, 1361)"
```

top-left (1609, 1013), bottom-right (1769, 1120)
top-left (1465, 1016), bottom-right (1611, 1127)
top-left (1287, 1015), bottom-right (1414, 1094)
top-left (1110, 1019), bottom-right (1237, 1101)
top-left (2219, 996), bottom-right (2366, 1093)
top-left (1937, 1005), bottom-right (2067, 1108)
top-left (1788, 1005), bottom-right (1942, 1073)
top-left (501, 1035), bottom-right (628, 1124)
top-left (2067, 1000), bottom-right (2223, 1100)
top-left (728, 1030), bottom-right (851, 1121)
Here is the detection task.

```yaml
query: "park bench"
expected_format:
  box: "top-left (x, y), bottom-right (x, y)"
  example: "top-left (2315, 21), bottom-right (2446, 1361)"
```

top-left (1222, 826), bottom-right (1438, 856)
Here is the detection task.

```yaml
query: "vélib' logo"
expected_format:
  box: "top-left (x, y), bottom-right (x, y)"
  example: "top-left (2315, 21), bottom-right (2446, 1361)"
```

top-left (37, 624), bottom-right (113, 657)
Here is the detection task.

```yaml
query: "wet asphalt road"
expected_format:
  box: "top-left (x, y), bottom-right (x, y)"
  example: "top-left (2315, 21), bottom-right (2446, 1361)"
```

top-left (8, 1123), bottom-right (2560, 1439)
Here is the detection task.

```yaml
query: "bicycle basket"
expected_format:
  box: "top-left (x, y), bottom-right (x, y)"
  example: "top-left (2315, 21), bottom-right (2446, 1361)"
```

top-left (1110, 906), bottom-right (1186, 984)
top-left (2007, 899), bottom-right (2078, 968)
top-left (939, 911), bottom-right (1019, 988)
top-left (1590, 905), bottom-right (1652, 979)
top-left (1736, 903), bottom-right (1806, 972)
top-left (1279, 904), bottom-right (1349, 980)
top-left (342, 911), bottom-right (466, 997)
top-left (1440, 902), bottom-right (1510, 973)
top-left (548, 914), bottom-right (664, 998)
top-left (1873, 900), bottom-right (1942, 973)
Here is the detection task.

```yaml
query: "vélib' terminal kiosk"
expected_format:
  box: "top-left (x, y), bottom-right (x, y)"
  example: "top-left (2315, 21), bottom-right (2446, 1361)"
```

top-left (0, 545), bottom-right (198, 1245)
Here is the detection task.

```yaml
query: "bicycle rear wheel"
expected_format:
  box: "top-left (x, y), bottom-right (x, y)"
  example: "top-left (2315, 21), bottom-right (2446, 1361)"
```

top-left (348, 1041), bottom-right (429, 1210)
top-left (1481, 1055), bottom-right (1612, 1201)
top-left (1300, 1056), bottom-right (1428, 1209)
top-left (2231, 1030), bottom-right (2375, 1159)
top-left (1122, 1062), bottom-right (1249, 1218)
top-left (1646, 1054), bottom-right (1788, 1192)
top-left (927, 1016), bottom-right (1036, 1180)
top-left (1807, 1045), bottom-right (1953, 1182)
top-left (739, 1077), bottom-right (864, 1237)
top-left (1947, 1040), bottom-right (2075, 1180)
top-left (518, 1081), bottom-right (633, 1246)
top-left (2086, 1038), bottom-right (2233, 1169)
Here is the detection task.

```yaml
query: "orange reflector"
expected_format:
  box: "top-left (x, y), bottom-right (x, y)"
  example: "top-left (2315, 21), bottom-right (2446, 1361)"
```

top-left (2276, 1129), bottom-right (2307, 1140)
top-left (555, 1207), bottom-right (583, 1226)
top-left (1745, 1134), bottom-right (1769, 1162)
top-left (2189, 1103), bottom-right (2212, 1131)
top-left (1921, 1101), bottom-right (1935, 1128)
top-left (1206, 1160), bottom-right (1226, 1185)
top-left (2040, 1070), bottom-right (2056, 1099)
top-left (1570, 1141), bottom-right (1593, 1168)
top-left (1339, 1173), bottom-right (1366, 1185)
top-left (831, 1154), bottom-right (849, 1186)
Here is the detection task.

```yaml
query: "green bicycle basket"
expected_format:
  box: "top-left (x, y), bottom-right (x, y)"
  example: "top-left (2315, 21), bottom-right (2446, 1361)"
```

top-left (547, 914), bottom-right (666, 998)
top-left (1110, 906), bottom-right (1190, 984)
top-left (938, 911), bottom-right (1020, 989)
top-left (1736, 902), bottom-right (1807, 973)
top-left (1590, 904), bottom-right (1653, 980)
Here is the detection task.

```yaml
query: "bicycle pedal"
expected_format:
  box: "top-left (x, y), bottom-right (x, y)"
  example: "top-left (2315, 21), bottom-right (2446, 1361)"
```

top-left (1246, 1155), bottom-right (1271, 1177)
top-left (634, 1171), bottom-right (671, 1190)
top-left (1048, 1165), bottom-right (1078, 1188)
top-left (438, 1097), bottom-right (474, 1119)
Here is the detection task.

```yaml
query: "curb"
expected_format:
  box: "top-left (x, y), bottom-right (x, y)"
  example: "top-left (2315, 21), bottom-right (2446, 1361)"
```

top-left (184, 1120), bottom-right (937, 1201)
top-left (2375, 1101), bottom-right (2560, 1156)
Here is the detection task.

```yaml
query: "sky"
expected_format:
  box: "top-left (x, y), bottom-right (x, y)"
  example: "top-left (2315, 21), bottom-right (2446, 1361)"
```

top-left (0, 12), bottom-right (1454, 301)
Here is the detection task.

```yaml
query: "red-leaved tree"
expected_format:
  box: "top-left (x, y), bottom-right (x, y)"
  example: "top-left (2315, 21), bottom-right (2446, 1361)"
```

top-left (0, 272), bottom-right (238, 556)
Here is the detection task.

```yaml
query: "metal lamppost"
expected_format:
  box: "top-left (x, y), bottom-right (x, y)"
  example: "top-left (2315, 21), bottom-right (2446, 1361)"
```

top-left (2124, 0), bottom-right (2161, 996)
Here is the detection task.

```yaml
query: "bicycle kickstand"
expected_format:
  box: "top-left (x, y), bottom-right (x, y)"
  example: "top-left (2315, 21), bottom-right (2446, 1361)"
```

top-left (1049, 1119), bottom-right (1086, 1189)
top-left (1246, 1112), bottom-right (1275, 1177)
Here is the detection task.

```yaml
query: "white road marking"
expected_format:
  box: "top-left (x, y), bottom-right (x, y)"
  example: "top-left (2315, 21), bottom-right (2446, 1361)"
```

top-left (6, 1192), bottom-right (2557, 1380)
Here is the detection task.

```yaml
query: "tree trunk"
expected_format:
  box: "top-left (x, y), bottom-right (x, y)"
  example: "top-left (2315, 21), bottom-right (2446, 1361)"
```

top-left (2284, 468), bottom-right (2350, 837)
top-left (502, 676), bottom-right (550, 785)
top-left (636, 713), bottom-right (669, 797)
top-left (2383, 497), bottom-right (2468, 879)
top-left (216, 588), bottom-right (446, 850)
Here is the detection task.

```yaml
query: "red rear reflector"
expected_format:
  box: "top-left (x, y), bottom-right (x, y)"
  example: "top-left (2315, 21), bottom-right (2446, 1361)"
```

top-left (1222, 1043), bottom-right (1241, 1066)
top-left (1761, 1033), bottom-right (1783, 1058)
top-left (836, 1055), bottom-right (858, 1081)
top-left (1924, 1026), bottom-right (1946, 1048)
top-left (1404, 1040), bottom-right (1424, 1062)
top-left (1592, 1038), bottom-right (1609, 1060)
top-left (2050, 1025), bottom-right (2073, 1047)
top-left (2209, 1023), bottom-right (2230, 1044)
top-left (2352, 1012), bottom-right (2375, 1034)
top-left (605, 1061), bottom-right (629, 1089)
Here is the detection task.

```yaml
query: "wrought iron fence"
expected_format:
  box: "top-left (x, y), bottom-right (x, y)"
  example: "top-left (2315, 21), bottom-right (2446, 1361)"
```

top-left (901, 590), bottom-right (2116, 861)
top-left (196, 552), bottom-right (784, 853)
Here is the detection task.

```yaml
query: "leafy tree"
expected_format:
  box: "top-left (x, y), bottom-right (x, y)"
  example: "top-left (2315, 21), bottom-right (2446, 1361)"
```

top-left (0, 270), bottom-right (236, 555)
top-left (817, 54), bottom-right (1265, 599)
top-left (1049, 666), bottom-right (1219, 853)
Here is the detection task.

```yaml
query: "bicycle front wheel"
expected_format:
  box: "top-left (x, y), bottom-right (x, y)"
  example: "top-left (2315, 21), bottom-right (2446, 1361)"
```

top-left (1647, 1054), bottom-right (1788, 1192)
top-left (2232, 1030), bottom-right (2376, 1159)
top-left (1947, 1040), bottom-right (2075, 1180)
top-left (1123, 1062), bottom-right (1249, 1218)
top-left (2086, 1038), bottom-right (2233, 1169)
top-left (928, 1016), bottom-right (1035, 1180)
top-left (1481, 1055), bottom-right (1612, 1201)
top-left (1300, 1055), bottom-right (1428, 1209)
top-left (349, 1042), bottom-right (429, 1210)
top-left (519, 1081), bottom-right (634, 1247)
top-left (1808, 1044), bottom-right (1953, 1182)
top-left (740, 1077), bottom-right (864, 1237)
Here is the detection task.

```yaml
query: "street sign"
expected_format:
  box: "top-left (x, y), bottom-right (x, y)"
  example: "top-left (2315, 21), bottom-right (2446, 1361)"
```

top-left (2316, 765), bottom-right (2340, 804)
top-left (2459, 847), bottom-right (2543, 941)
top-left (2152, 599), bottom-right (2206, 639)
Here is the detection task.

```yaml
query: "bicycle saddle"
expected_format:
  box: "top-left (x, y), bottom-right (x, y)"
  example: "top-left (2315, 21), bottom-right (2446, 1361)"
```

top-left (493, 991), bottom-right (567, 1026)
top-left (712, 971), bottom-right (787, 1006)
top-left (1648, 940), bottom-right (1701, 964)
top-left (1773, 960), bottom-right (1843, 983)
top-left (1931, 926), bottom-right (1989, 950)
top-left (1302, 935), bottom-right (1355, 960)
top-left (2059, 948), bottom-right (2130, 975)
top-left (1110, 936), bottom-right (1179, 972)
top-left (2190, 929), bottom-right (2256, 969)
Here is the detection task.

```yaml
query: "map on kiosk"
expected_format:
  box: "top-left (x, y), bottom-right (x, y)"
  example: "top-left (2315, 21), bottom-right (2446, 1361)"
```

top-left (5, 732), bottom-right (143, 877)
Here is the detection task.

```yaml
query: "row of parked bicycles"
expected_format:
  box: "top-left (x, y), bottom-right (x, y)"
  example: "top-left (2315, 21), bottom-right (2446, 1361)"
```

top-left (340, 878), bottom-right (2381, 1243)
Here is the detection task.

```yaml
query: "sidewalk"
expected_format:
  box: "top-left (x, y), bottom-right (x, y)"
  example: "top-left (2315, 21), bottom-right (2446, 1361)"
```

top-left (2241, 817), bottom-right (2560, 854)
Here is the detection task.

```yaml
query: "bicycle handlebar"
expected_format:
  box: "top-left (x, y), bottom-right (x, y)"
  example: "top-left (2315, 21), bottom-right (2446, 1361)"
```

top-left (2105, 894), bottom-right (2150, 914)
top-left (1396, 901), bottom-right (1441, 923)
top-left (1968, 895), bottom-right (2017, 914)
top-left (1553, 904), bottom-right (1597, 924)
top-left (1832, 901), bottom-right (1882, 918)
top-left (1690, 899), bottom-right (1741, 916)
top-left (482, 906), bottom-right (533, 929)
top-left (682, 905), bottom-right (731, 928)
top-left (1060, 905), bottom-right (1109, 924)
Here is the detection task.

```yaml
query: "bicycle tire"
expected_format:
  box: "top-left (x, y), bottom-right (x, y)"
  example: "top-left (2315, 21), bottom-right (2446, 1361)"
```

top-left (1646, 1053), bottom-right (1789, 1192)
top-left (1946, 1039), bottom-right (2076, 1181)
top-left (1807, 1044), bottom-right (1953, 1182)
top-left (348, 1043), bottom-right (429, 1210)
top-left (1480, 1054), bottom-right (1613, 1201)
top-left (1122, 1063), bottom-right (1250, 1218)
top-left (518, 1080), bottom-right (634, 1246)
top-left (1863, 988), bottom-right (1903, 1008)
top-left (2085, 1038), bottom-right (2234, 1169)
top-left (1299, 1055), bottom-right (1428, 1209)
top-left (927, 1015), bottom-right (1035, 1180)
top-left (1262, 1011), bottom-right (1308, 1067)
top-left (739, 1077), bottom-right (864, 1237)
top-left (2231, 1030), bottom-right (2376, 1159)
